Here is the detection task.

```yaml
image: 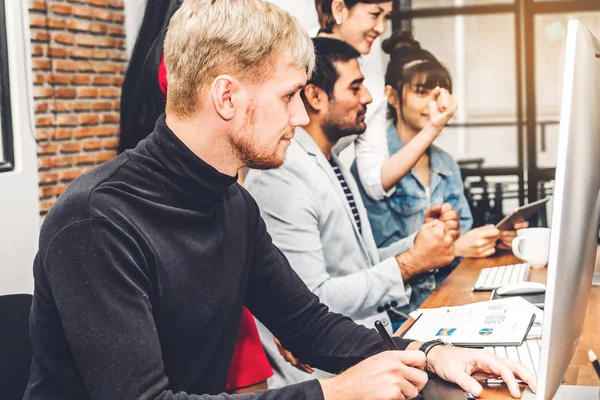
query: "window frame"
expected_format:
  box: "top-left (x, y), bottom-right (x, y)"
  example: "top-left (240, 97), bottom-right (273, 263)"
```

top-left (0, 0), bottom-right (15, 173)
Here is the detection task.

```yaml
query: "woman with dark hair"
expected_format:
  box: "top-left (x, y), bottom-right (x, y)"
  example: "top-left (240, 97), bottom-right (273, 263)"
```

top-left (315, 0), bottom-right (458, 203)
top-left (118, 1), bottom-right (273, 393)
top-left (354, 31), bottom-right (526, 278)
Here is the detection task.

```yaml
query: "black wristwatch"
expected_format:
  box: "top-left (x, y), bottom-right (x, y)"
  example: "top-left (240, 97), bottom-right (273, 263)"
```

top-left (418, 339), bottom-right (451, 374)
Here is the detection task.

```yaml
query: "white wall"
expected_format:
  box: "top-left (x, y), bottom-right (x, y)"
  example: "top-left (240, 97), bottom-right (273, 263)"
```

top-left (0, 2), bottom-right (40, 295)
top-left (124, 0), bottom-right (146, 57)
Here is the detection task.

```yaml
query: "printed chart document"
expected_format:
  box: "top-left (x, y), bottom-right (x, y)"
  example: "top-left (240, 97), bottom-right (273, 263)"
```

top-left (402, 308), bottom-right (535, 347)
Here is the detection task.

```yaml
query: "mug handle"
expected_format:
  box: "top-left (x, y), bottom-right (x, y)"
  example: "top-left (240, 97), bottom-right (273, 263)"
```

top-left (511, 236), bottom-right (526, 260)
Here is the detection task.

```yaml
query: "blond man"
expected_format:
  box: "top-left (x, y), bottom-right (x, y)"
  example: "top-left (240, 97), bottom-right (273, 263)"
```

top-left (25, 1), bottom-right (535, 400)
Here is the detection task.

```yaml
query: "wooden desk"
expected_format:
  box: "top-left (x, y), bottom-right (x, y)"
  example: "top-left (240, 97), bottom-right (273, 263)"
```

top-left (395, 253), bottom-right (600, 398)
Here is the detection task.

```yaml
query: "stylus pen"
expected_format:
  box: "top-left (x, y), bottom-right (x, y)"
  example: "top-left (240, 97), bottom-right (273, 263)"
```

top-left (374, 320), bottom-right (399, 350)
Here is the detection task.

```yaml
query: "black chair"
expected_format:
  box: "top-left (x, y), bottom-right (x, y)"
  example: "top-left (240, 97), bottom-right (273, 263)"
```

top-left (0, 293), bottom-right (33, 400)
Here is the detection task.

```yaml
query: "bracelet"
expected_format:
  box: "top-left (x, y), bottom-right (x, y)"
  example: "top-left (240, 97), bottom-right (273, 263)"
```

top-left (418, 339), bottom-right (452, 375)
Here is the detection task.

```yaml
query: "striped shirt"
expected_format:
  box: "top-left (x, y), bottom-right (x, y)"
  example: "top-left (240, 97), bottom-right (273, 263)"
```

top-left (328, 157), bottom-right (362, 233)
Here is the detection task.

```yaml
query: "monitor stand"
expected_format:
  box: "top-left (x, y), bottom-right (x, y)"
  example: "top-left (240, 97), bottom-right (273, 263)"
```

top-left (522, 385), bottom-right (600, 399)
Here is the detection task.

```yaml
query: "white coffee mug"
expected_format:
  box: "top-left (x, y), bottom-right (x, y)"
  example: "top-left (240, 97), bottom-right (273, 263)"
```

top-left (511, 227), bottom-right (551, 268)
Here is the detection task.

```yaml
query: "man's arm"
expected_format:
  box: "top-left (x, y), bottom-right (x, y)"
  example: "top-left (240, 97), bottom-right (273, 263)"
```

top-left (36, 218), bottom-right (328, 400)
top-left (244, 169), bottom-right (410, 321)
top-left (244, 199), bottom-right (413, 374)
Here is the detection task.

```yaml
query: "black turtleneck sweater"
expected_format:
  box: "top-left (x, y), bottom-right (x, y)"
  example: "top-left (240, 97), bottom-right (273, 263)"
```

top-left (25, 115), bottom-right (412, 400)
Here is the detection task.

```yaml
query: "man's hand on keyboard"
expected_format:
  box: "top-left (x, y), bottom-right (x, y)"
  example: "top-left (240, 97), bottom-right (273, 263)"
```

top-left (455, 225), bottom-right (501, 258)
top-left (497, 221), bottom-right (530, 250)
top-left (426, 345), bottom-right (538, 398)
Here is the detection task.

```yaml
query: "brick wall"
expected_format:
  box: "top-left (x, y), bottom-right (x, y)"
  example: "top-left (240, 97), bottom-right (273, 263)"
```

top-left (30, 0), bottom-right (126, 218)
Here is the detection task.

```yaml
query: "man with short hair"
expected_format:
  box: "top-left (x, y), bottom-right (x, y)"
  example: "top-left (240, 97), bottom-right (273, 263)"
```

top-left (245, 37), bottom-right (536, 397)
top-left (25, 2), bottom-right (536, 399)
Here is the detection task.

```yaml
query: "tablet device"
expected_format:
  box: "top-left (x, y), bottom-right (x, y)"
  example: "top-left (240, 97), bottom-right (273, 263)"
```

top-left (495, 197), bottom-right (551, 230)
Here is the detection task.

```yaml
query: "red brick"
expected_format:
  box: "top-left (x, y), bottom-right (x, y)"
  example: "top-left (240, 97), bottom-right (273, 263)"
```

top-left (99, 88), bottom-right (119, 98)
top-left (93, 75), bottom-right (112, 85)
top-left (38, 156), bottom-right (55, 170)
top-left (48, 18), bottom-right (66, 29)
top-left (70, 47), bottom-right (94, 59)
top-left (47, 47), bottom-right (68, 58)
top-left (95, 9), bottom-right (113, 22)
top-left (34, 87), bottom-right (53, 98)
top-left (102, 138), bottom-right (119, 149)
top-left (83, 139), bottom-right (102, 150)
top-left (80, 114), bottom-right (100, 125)
top-left (66, 19), bottom-right (90, 32)
top-left (108, 49), bottom-right (126, 61)
top-left (72, 6), bottom-right (93, 19)
top-left (56, 184), bottom-right (69, 196)
top-left (76, 154), bottom-right (96, 165)
top-left (88, 0), bottom-right (108, 6)
top-left (56, 115), bottom-right (78, 126)
top-left (89, 23), bottom-right (108, 34)
top-left (50, 3), bottom-right (73, 15)
top-left (71, 74), bottom-right (92, 85)
top-left (92, 49), bottom-right (108, 60)
top-left (33, 73), bottom-right (45, 85)
top-left (40, 200), bottom-right (56, 214)
top-left (40, 185), bottom-right (56, 199)
top-left (95, 126), bottom-right (116, 137)
top-left (77, 62), bottom-right (95, 73)
top-left (107, 25), bottom-right (124, 37)
top-left (96, 151), bottom-right (116, 163)
top-left (55, 60), bottom-right (78, 72)
top-left (53, 128), bottom-right (73, 140)
top-left (30, 2), bottom-right (48, 12)
top-left (108, 0), bottom-right (124, 8)
top-left (113, 13), bottom-right (124, 23)
top-left (74, 127), bottom-right (97, 139)
top-left (96, 36), bottom-right (117, 48)
top-left (39, 172), bottom-right (59, 184)
top-left (32, 45), bottom-right (44, 57)
top-left (93, 101), bottom-right (113, 111)
top-left (55, 87), bottom-right (77, 98)
top-left (76, 34), bottom-right (97, 47)
top-left (31, 30), bottom-right (50, 42)
top-left (77, 87), bottom-right (98, 98)
top-left (112, 75), bottom-right (123, 86)
top-left (36, 116), bottom-right (54, 127)
top-left (32, 59), bottom-right (51, 70)
top-left (49, 101), bottom-right (73, 113)
top-left (30, 15), bottom-right (47, 28)
top-left (102, 114), bottom-right (119, 124)
top-left (38, 143), bottom-right (59, 155)
top-left (54, 32), bottom-right (75, 45)
top-left (47, 74), bottom-right (71, 85)
top-left (60, 170), bottom-right (82, 182)
top-left (112, 101), bottom-right (120, 111)
top-left (60, 142), bottom-right (81, 153)
top-left (74, 101), bottom-right (92, 111)
top-left (54, 155), bottom-right (75, 167)
top-left (35, 102), bottom-right (49, 113)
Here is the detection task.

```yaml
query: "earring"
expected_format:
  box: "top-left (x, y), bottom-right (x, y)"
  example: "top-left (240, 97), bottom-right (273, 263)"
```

top-left (336, 19), bottom-right (341, 25)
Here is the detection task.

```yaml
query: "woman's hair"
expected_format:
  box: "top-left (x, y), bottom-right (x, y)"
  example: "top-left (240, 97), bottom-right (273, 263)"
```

top-left (118, 0), bottom-right (182, 154)
top-left (383, 30), bottom-right (452, 125)
top-left (315, 0), bottom-right (392, 33)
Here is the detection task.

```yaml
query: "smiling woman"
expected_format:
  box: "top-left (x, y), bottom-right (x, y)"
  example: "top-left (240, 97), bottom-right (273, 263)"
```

top-left (0, 0), bottom-right (14, 172)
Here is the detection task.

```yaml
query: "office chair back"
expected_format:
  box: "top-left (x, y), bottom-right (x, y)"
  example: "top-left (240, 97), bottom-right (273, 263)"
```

top-left (0, 293), bottom-right (33, 400)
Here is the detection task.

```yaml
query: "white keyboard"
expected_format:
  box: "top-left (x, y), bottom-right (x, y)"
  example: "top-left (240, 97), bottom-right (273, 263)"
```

top-left (484, 340), bottom-right (541, 377)
top-left (471, 263), bottom-right (530, 291)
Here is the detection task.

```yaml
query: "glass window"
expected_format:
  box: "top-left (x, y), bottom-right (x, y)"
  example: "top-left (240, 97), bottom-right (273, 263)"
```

top-left (400, 0), bottom-right (513, 10)
top-left (406, 14), bottom-right (518, 167)
top-left (534, 11), bottom-right (600, 168)
top-left (0, 0), bottom-right (13, 172)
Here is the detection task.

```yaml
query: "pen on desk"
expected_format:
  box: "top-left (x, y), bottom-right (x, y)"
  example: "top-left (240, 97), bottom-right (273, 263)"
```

top-left (374, 320), bottom-right (399, 350)
top-left (588, 349), bottom-right (600, 380)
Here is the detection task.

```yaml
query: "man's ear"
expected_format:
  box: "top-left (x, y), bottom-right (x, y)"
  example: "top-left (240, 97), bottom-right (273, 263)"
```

top-left (211, 75), bottom-right (236, 120)
top-left (303, 84), bottom-right (327, 112)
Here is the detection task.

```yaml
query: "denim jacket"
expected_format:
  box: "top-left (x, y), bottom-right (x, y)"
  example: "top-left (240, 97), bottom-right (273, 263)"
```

top-left (352, 122), bottom-right (474, 249)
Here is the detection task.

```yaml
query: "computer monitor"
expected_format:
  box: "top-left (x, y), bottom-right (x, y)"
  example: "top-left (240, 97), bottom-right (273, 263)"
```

top-left (533, 20), bottom-right (600, 400)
